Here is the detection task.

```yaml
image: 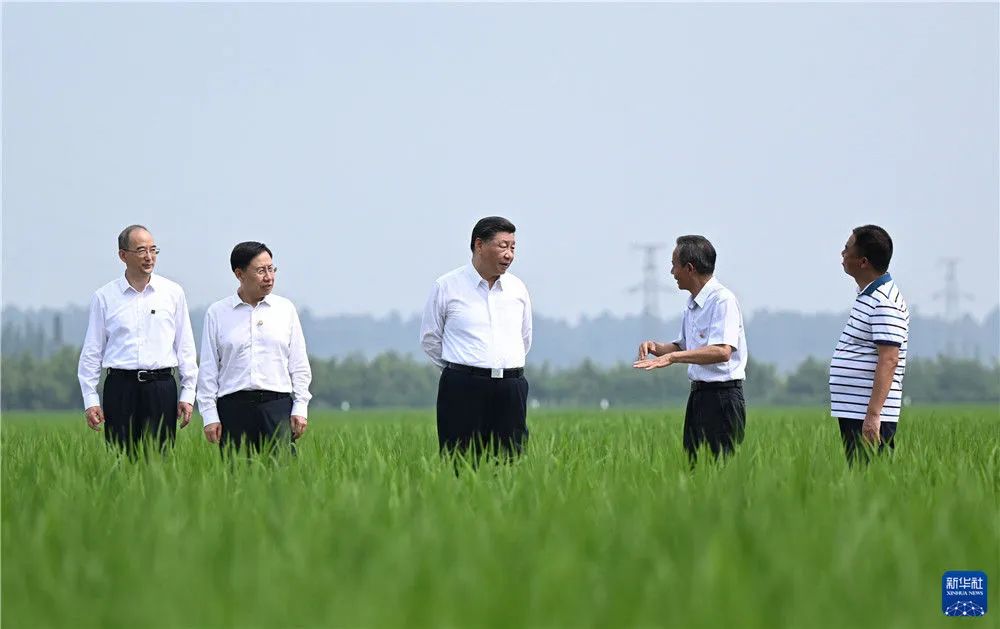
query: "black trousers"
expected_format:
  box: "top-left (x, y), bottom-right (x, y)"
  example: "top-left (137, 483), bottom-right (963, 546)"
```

top-left (436, 367), bottom-right (529, 458)
top-left (683, 381), bottom-right (746, 464)
top-left (217, 391), bottom-right (294, 457)
top-left (838, 417), bottom-right (897, 465)
top-left (102, 369), bottom-right (178, 456)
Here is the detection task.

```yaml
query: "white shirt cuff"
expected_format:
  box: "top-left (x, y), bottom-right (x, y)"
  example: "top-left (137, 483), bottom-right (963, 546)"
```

top-left (291, 401), bottom-right (309, 418)
top-left (83, 393), bottom-right (101, 410)
top-left (179, 387), bottom-right (196, 406)
top-left (201, 408), bottom-right (220, 427)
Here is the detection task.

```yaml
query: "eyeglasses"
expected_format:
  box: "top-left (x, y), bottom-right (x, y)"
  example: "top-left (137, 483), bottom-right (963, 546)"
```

top-left (251, 265), bottom-right (278, 277)
top-left (123, 246), bottom-right (160, 256)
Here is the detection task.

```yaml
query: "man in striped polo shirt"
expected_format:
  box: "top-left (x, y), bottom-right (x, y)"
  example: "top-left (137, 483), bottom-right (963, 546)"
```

top-left (830, 225), bottom-right (909, 464)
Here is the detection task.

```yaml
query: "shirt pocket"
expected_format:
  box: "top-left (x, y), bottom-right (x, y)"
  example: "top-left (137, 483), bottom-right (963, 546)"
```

top-left (147, 297), bottom-right (177, 321)
top-left (695, 326), bottom-right (710, 344)
top-left (497, 295), bottom-right (524, 327)
top-left (147, 298), bottom-right (178, 340)
top-left (257, 315), bottom-right (292, 354)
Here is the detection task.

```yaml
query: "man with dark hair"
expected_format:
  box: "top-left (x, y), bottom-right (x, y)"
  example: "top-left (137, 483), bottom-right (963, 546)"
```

top-left (633, 235), bottom-right (748, 465)
top-left (78, 225), bottom-right (198, 456)
top-left (420, 216), bottom-right (533, 460)
top-left (830, 225), bottom-right (909, 464)
top-left (197, 241), bottom-right (312, 456)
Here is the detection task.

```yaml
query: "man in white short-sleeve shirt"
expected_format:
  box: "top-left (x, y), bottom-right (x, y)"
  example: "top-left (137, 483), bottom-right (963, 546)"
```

top-left (634, 235), bottom-right (748, 464)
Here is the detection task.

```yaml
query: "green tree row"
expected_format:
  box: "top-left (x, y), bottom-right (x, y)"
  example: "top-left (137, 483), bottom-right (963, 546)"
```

top-left (1, 347), bottom-right (997, 411)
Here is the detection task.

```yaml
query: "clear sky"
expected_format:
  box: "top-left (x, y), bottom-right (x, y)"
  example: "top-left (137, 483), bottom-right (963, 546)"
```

top-left (3, 2), bottom-right (997, 321)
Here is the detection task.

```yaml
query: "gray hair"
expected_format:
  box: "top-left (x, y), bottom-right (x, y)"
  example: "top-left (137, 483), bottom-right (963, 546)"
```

top-left (117, 225), bottom-right (149, 251)
top-left (675, 235), bottom-right (716, 275)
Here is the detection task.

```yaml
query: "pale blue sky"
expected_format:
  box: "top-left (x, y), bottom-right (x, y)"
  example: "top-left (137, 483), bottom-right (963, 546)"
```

top-left (3, 2), bottom-right (998, 321)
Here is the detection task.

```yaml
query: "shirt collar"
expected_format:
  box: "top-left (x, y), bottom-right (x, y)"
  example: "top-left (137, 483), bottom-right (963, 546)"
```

top-left (859, 273), bottom-right (892, 297)
top-left (231, 292), bottom-right (272, 308)
top-left (465, 263), bottom-right (503, 290)
top-left (688, 276), bottom-right (720, 309)
top-left (118, 273), bottom-right (157, 294)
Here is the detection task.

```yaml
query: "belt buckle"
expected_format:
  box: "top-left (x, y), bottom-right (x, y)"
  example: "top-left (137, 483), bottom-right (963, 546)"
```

top-left (491, 368), bottom-right (503, 379)
top-left (136, 370), bottom-right (151, 383)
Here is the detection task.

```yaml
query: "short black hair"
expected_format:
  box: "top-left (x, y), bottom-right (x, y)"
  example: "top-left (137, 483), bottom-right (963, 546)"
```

top-left (851, 225), bottom-right (893, 273)
top-left (118, 224), bottom-right (149, 250)
top-left (470, 216), bottom-right (516, 252)
top-left (675, 235), bottom-right (716, 275)
top-left (230, 241), bottom-right (273, 271)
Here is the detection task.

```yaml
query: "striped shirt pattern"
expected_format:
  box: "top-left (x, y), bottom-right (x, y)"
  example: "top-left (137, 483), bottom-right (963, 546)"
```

top-left (829, 273), bottom-right (909, 422)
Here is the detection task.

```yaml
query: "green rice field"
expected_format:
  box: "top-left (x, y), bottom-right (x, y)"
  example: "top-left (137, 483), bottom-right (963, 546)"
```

top-left (2, 407), bottom-right (998, 628)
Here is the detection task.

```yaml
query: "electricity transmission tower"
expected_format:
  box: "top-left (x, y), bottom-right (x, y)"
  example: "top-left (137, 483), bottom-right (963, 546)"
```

top-left (629, 243), bottom-right (672, 336)
top-left (933, 258), bottom-right (973, 355)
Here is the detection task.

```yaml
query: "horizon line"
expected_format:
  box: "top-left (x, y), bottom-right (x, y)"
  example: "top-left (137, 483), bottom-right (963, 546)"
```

top-left (2, 302), bottom-right (998, 325)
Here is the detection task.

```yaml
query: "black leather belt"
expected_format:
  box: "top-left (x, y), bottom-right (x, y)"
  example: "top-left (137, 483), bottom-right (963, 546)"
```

top-left (446, 363), bottom-right (524, 379)
top-left (107, 367), bottom-right (174, 383)
top-left (219, 390), bottom-right (291, 403)
top-left (691, 380), bottom-right (743, 392)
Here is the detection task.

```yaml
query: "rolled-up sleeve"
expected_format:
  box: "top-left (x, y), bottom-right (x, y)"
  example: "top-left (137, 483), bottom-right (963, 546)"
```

top-left (288, 305), bottom-right (312, 417)
top-left (420, 281), bottom-right (446, 368)
top-left (196, 309), bottom-right (222, 427)
top-left (78, 293), bottom-right (106, 410)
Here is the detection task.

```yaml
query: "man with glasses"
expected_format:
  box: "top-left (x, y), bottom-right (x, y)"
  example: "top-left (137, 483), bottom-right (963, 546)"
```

top-left (78, 224), bottom-right (198, 456)
top-left (197, 241), bottom-right (312, 456)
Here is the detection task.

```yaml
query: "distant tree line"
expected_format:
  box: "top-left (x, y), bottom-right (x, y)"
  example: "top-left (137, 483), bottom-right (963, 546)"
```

top-left (4, 304), bottom-right (999, 371)
top-left (2, 347), bottom-right (997, 411)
